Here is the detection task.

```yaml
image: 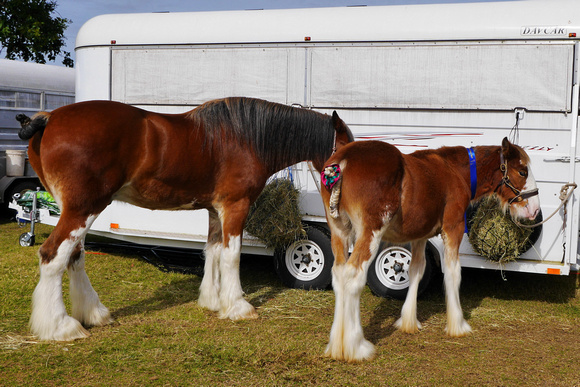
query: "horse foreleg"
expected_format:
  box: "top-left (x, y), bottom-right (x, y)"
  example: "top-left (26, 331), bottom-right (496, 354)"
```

top-left (442, 229), bottom-right (472, 337)
top-left (216, 202), bottom-right (257, 321)
top-left (217, 234), bottom-right (257, 320)
top-left (198, 210), bottom-right (222, 312)
top-left (69, 236), bottom-right (113, 328)
top-left (325, 227), bottom-right (376, 362)
top-left (395, 239), bottom-right (427, 334)
top-left (30, 214), bottom-right (97, 341)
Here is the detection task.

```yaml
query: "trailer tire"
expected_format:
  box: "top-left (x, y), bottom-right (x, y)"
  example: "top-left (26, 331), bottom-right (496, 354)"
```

top-left (2, 180), bottom-right (40, 216)
top-left (19, 232), bottom-right (35, 247)
top-left (5, 180), bottom-right (39, 204)
top-left (274, 225), bottom-right (333, 290)
top-left (367, 243), bottom-right (434, 300)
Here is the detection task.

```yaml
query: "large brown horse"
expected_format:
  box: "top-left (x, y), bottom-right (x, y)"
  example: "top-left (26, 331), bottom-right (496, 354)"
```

top-left (320, 138), bottom-right (540, 362)
top-left (16, 97), bottom-right (354, 341)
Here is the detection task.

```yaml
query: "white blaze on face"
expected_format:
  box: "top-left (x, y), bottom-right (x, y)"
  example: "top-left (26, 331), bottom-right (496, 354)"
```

top-left (513, 167), bottom-right (541, 220)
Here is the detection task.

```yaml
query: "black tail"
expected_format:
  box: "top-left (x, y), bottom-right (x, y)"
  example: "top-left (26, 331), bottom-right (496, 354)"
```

top-left (16, 112), bottom-right (49, 140)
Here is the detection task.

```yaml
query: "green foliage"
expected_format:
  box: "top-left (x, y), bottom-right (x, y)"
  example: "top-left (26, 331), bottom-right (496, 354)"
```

top-left (0, 0), bottom-right (73, 67)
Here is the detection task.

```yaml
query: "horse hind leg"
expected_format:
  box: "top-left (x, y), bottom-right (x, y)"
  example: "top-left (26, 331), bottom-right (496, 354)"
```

top-left (30, 213), bottom-right (110, 341)
top-left (325, 224), bottom-right (379, 362)
top-left (395, 239), bottom-right (427, 334)
top-left (68, 233), bottom-right (113, 328)
top-left (324, 220), bottom-right (351, 360)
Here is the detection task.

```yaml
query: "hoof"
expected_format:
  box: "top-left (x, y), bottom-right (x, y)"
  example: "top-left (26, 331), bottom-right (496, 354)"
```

top-left (325, 338), bottom-right (376, 362)
top-left (218, 299), bottom-right (258, 320)
top-left (31, 315), bottom-right (90, 342)
top-left (198, 292), bottom-right (221, 312)
top-left (445, 320), bottom-right (472, 337)
top-left (73, 303), bottom-right (113, 327)
top-left (394, 316), bottom-right (422, 334)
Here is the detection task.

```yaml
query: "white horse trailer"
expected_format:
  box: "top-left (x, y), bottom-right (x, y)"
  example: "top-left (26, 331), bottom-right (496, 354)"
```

top-left (23, 0), bottom-right (580, 297)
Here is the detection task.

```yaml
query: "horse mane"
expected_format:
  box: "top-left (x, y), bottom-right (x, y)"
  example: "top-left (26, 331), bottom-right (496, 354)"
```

top-left (186, 97), bottom-right (335, 171)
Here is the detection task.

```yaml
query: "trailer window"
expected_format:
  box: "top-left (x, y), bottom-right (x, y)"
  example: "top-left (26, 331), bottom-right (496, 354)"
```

top-left (309, 44), bottom-right (574, 112)
top-left (112, 48), bottom-right (301, 106)
top-left (0, 90), bottom-right (41, 109)
top-left (44, 93), bottom-right (75, 110)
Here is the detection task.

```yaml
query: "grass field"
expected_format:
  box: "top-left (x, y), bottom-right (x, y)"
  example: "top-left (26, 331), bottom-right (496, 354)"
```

top-left (1, 217), bottom-right (579, 386)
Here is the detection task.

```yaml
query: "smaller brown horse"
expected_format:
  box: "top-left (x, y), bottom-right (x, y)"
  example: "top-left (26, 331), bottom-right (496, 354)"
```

top-left (320, 138), bottom-right (540, 362)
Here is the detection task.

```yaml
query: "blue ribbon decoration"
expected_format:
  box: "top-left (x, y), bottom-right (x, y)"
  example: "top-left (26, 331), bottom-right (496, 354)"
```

top-left (468, 147), bottom-right (477, 200)
top-left (465, 147), bottom-right (477, 233)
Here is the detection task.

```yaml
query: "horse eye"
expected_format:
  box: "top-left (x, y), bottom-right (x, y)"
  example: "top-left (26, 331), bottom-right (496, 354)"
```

top-left (519, 170), bottom-right (528, 178)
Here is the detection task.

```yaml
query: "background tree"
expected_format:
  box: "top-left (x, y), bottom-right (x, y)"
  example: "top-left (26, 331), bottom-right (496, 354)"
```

top-left (0, 0), bottom-right (73, 67)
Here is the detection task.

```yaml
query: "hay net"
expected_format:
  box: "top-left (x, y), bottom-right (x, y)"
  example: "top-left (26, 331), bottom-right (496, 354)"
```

top-left (244, 168), bottom-right (306, 251)
top-left (467, 195), bottom-right (536, 264)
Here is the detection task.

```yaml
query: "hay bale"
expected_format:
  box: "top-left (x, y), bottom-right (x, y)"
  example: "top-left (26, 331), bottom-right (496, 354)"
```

top-left (468, 195), bottom-right (535, 264)
top-left (245, 179), bottom-right (306, 250)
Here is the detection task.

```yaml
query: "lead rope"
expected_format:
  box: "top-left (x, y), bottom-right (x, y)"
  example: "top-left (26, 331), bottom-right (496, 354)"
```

top-left (514, 182), bottom-right (577, 264)
top-left (512, 183), bottom-right (577, 228)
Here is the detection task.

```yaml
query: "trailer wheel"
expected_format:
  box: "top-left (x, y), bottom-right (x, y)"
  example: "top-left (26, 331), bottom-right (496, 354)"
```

top-left (19, 232), bottom-right (35, 247)
top-left (2, 180), bottom-right (40, 216)
top-left (367, 243), bottom-right (434, 300)
top-left (274, 225), bottom-right (333, 290)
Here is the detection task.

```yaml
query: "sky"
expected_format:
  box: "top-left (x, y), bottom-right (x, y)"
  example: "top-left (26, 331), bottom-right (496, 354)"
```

top-left (53, 0), bottom-right (506, 66)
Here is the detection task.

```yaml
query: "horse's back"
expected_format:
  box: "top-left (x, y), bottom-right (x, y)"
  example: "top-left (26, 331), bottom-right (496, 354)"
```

top-left (42, 100), bottom-right (148, 142)
top-left (332, 140), bottom-right (404, 175)
top-left (29, 101), bottom-right (189, 207)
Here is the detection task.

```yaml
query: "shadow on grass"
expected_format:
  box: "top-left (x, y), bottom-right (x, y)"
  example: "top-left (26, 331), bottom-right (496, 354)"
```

top-left (116, 249), bottom-right (578, 344)
top-left (112, 276), bottom-right (201, 320)
top-left (241, 254), bottom-right (287, 309)
top-left (364, 265), bottom-right (578, 344)
top-left (460, 267), bottom-right (577, 303)
top-left (109, 252), bottom-right (286, 320)
top-left (364, 273), bottom-right (445, 344)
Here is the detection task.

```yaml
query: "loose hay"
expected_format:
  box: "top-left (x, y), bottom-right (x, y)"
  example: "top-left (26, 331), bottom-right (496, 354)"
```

top-left (245, 179), bottom-right (306, 250)
top-left (468, 195), bottom-right (535, 264)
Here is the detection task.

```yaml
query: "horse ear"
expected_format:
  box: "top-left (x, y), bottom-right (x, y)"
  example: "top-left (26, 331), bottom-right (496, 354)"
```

top-left (501, 136), bottom-right (519, 160)
top-left (332, 111), bottom-right (342, 130)
top-left (501, 137), bottom-right (510, 156)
